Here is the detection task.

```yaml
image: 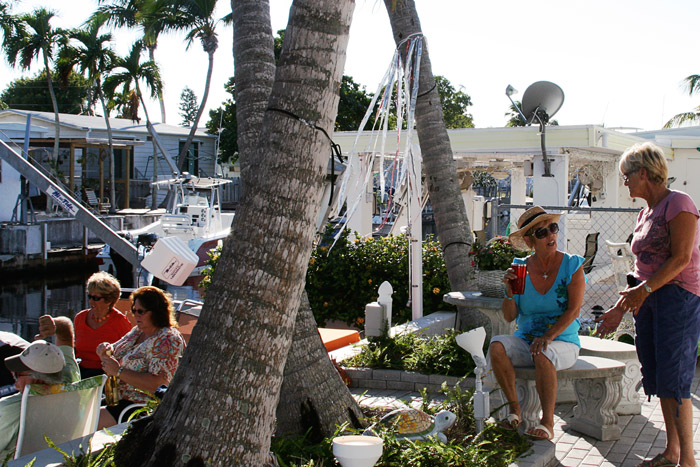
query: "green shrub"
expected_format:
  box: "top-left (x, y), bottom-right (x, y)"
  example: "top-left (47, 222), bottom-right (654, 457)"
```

top-left (342, 330), bottom-right (476, 377)
top-left (200, 227), bottom-right (454, 326)
top-left (306, 227), bottom-right (453, 326)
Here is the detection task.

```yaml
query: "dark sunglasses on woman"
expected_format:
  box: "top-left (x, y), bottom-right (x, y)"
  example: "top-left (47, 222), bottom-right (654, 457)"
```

top-left (530, 222), bottom-right (559, 239)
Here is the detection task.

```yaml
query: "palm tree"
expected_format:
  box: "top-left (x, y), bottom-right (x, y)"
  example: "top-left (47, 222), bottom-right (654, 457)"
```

top-left (111, 0), bottom-right (355, 463)
top-left (146, 0), bottom-right (232, 173)
top-left (103, 40), bottom-right (163, 207)
top-left (229, 0), bottom-right (363, 440)
top-left (57, 19), bottom-right (119, 211)
top-left (3, 8), bottom-right (65, 174)
top-left (506, 100), bottom-right (525, 127)
top-left (0, 2), bottom-right (18, 42)
top-left (383, 0), bottom-right (480, 330)
top-left (92, 0), bottom-right (169, 123)
top-left (665, 75), bottom-right (700, 128)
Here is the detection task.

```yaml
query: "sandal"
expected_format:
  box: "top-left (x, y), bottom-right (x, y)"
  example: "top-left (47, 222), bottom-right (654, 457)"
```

top-left (525, 424), bottom-right (553, 441)
top-left (498, 413), bottom-right (521, 430)
top-left (635, 454), bottom-right (677, 467)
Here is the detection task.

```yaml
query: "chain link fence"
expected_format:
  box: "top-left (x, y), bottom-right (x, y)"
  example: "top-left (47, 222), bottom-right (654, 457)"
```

top-left (492, 203), bottom-right (641, 322)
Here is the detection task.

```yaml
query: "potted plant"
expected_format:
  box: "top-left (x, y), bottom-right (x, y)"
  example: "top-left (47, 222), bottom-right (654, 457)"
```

top-left (469, 236), bottom-right (528, 297)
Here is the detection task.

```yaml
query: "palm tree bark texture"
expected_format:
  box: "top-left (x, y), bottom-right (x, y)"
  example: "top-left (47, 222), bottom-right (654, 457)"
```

top-left (383, 0), bottom-right (484, 332)
top-left (113, 0), bottom-right (355, 465)
top-left (231, 0), bottom-right (363, 440)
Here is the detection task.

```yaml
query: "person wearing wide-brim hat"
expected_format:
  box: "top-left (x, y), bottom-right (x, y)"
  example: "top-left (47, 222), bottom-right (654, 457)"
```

top-left (489, 206), bottom-right (586, 441)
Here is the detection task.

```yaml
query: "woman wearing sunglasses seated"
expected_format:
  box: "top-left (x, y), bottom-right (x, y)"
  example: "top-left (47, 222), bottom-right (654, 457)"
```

top-left (96, 286), bottom-right (185, 428)
top-left (73, 272), bottom-right (133, 378)
top-left (489, 206), bottom-right (586, 441)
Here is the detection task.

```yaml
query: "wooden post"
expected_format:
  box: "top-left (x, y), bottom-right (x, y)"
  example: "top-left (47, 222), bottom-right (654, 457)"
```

top-left (69, 144), bottom-right (75, 193)
top-left (99, 147), bottom-right (105, 203)
top-left (125, 146), bottom-right (131, 209)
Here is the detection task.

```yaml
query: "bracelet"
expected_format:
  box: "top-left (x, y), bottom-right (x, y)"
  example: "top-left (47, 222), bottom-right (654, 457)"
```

top-left (503, 285), bottom-right (514, 300)
top-left (116, 366), bottom-right (124, 378)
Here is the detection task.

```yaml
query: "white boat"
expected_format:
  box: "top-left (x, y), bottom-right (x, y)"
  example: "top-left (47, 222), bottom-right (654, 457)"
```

top-left (99, 173), bottom-right (233, 298)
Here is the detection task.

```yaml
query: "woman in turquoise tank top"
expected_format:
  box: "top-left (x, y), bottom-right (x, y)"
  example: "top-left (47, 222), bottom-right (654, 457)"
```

top-left (489, 206), bottom-right (586, 441)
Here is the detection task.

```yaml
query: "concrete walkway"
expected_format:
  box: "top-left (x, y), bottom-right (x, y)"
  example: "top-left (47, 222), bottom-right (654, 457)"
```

top-left (350, 364), bottom-right (700, 466)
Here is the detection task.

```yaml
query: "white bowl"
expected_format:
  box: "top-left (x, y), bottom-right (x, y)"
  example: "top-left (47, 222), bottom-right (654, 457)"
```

top-left (332, 435), bottom-right (383, 467)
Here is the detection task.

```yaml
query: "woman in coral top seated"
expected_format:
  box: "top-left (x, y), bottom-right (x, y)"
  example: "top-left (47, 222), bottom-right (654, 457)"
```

top-left (74, 272), bottom-right (133, 378)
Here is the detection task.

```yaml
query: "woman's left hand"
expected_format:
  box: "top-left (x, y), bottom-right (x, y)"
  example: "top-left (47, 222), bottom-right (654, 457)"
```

top-left (101, 356), bottom-right (120, 377)
top-left (618, 285), bottom-right (647, 315)
top-left (530, 335), bottom-right (552, 355)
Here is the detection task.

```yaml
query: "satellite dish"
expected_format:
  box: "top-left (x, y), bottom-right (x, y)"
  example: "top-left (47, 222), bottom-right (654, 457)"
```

top-left (521, 81), bottom-right (564, 124)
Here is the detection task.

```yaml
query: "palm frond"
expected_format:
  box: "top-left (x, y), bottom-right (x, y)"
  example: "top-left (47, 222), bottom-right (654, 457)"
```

top-left (664, 109), bottom-right (700, 128)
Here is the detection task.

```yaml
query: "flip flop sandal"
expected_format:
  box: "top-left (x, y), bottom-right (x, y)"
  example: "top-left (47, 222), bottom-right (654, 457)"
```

top-left (525, 424), bottom-right (553, 441)
top-left (498, 413), bottom-right (521, 430)
top-left (636, 454), bottom-right (677, 467)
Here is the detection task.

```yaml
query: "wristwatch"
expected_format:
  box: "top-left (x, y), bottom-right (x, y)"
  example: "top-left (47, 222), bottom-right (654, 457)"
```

top-left (642, 282), bottom-right (652, 293)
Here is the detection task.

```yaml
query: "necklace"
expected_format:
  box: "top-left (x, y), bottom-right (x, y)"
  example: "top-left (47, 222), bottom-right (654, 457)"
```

top-left (534, 255), bottom-right (553, 280)
top-left (92, 310), bottom-right (111, 323)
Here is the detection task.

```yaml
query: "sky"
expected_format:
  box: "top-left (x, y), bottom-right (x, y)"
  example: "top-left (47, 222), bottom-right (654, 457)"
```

top-left (1, 0), bottom-right (700, 132)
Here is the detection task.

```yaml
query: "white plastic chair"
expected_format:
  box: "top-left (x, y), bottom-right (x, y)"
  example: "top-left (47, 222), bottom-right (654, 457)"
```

top-left (117, 403), bottom-right (147, 424)
top-left (14, 375), bottom-right (106, 459)
top-left (604, 240), bottom-right (636, 340)
top-left (605, 240), bottom-right (635, 292)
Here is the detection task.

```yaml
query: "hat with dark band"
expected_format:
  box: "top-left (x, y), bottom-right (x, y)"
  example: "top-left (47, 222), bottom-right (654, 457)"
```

top-left (508, 206), bottom-right (562, 250)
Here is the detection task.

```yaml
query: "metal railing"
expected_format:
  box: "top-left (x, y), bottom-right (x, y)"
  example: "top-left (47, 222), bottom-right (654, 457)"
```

top-left (493, 203), bottom-right (641, 321)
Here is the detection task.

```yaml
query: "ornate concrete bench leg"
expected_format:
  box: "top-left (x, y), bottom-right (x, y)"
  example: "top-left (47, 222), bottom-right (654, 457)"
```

top-left (567, 374), bottom-right (623, 441)
top-left (516, 378), bottom-right (541, 431)
top-left (617, 359), bottom-right (642, 415)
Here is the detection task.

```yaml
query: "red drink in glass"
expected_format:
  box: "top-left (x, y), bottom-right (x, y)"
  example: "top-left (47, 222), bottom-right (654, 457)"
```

top-left (511, 263), bottom-right (527, 295)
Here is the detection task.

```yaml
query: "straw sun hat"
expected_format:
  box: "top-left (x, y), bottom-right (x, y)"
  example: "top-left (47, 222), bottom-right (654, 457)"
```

top-left (508, 206), bottom-right (562, 250)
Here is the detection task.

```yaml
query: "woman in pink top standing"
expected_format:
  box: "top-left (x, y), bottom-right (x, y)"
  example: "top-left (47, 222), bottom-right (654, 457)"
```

top-left (597, 142), bottom-right (700, 467)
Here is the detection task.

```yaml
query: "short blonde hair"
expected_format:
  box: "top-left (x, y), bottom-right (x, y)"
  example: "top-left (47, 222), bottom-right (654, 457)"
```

top-left (86, 272), bottom-right (121, 308)
top-left (619, 142), bottom-right (668, 186)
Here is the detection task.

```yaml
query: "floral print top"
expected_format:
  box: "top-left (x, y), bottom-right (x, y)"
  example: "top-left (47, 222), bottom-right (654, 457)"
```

top-left (113, 326), bottom-right (185, 403)
top-left (513, 253), bottom-right (584, 346)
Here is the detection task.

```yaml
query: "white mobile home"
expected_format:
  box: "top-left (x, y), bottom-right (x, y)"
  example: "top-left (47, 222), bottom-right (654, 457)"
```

top-left (0, 109), bottom-right (217, 220)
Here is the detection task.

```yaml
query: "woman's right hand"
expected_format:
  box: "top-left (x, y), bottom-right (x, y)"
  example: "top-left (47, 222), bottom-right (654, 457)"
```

top-left (96, 342), bottom-right (113, 359)
top-left (594, 305), bottom-right (625, 337)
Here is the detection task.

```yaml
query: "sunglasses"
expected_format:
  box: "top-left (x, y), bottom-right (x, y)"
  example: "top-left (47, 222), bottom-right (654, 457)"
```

top-left (530, 222), bottom-right (559, 239)
top-left (131, 307), bottom-right (149, 315)
top-left (87, 295), bottom-right (105, 302)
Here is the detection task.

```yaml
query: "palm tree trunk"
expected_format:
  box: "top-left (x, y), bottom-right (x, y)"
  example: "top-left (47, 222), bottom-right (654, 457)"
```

top-left (44, 53), bottom-right (61, 202)
top-left (98, 84), bottom-right (117, 213)
top-left (176, 48), bottom-right (215, 173)
top-left (383, 0), bottom-right (484, 331)
top-left (148, 46), bottom-right (167, 123)
top-left (230, 0), bottom-right (363, 438)
top-left (232, 0), bottom-right (276, 193)
top-left (134, 84), bottom-right (160, 209)
top-left (275, 291), bottom-right (363, 439)
top-left (113, 1), bottom-right (355, 464)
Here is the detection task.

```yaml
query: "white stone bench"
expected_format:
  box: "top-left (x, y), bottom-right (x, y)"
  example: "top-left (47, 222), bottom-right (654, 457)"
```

top-left (514, 355), bottom-right (625, 441)
top-left (579, 335), bottom-right (641, 415)
top-left (556, 336), bottom-right (642, 415)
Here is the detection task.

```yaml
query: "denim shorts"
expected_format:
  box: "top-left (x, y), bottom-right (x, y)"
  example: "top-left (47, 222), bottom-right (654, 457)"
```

top-left (634, 284), bottom-right (700, 401)
top-left (489, 334), bottom-right (579, 370)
